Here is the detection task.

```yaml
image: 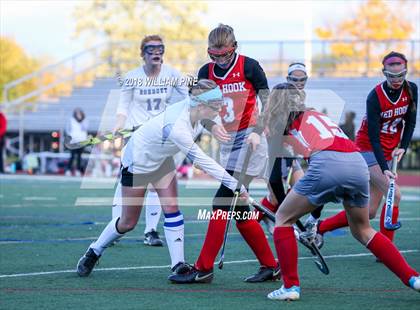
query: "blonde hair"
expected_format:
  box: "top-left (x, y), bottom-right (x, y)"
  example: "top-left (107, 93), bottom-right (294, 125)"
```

top-left (189, 79), bottom-right (218, 96)
top-left (208, 24), bottom-right (236, 49)
top-left (264, 83), bottom-right (307, 134)
top-left (140, 34), bottom-right (164, 57)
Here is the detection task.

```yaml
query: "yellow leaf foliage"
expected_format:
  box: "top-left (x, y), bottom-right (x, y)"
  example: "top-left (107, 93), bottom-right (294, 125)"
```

top-left (315, 0), bottom-right (416, 76)
top-left (0, 37), bottom-right (40, 103)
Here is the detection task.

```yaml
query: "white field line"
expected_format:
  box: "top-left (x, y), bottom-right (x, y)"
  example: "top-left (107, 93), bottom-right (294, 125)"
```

top-left (23, 197), bottom-right (57, 201)
top-left (0, 249), bottom-right (418, 279)
top-left (0, 232), bottom-right (242, 244)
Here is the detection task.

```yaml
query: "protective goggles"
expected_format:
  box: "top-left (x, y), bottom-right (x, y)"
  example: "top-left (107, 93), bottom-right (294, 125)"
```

top-left (143, 44), bottom-right (165, 55)
top-left (287, 75), bottom-right (308, 83)
top-left (383, 69), bottom-right (407, 80)
top-left (207, 47), bottom-right (235, 61)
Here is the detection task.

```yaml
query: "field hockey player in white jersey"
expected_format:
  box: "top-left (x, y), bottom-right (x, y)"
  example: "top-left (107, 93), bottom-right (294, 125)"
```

top-left (112, 35), bottom-right (188, 247)
top-left (77, 79), bottom-right (249, 279)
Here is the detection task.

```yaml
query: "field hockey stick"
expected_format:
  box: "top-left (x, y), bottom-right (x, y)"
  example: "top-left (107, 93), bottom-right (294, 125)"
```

top-left (248, 196), bottom-right (329, 275)
top-left (218, 145), bottom-right (253, 270)
top-left (287, 160), bottom-right (329, 275)
top-left (64, 125), bottom-right (141, 150)
top-left (384, 155), bottom-right (401, 231)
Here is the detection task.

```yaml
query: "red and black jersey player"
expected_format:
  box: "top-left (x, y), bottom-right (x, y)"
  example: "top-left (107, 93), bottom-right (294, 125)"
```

top-left (316, 51), bottom-right (418, 245)
top-left (264, 83), bottom-right (419, 301)
top-left (169, 24), bottom-right (279, 284)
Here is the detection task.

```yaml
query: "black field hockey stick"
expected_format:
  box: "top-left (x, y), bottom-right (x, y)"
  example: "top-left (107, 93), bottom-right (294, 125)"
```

top-left (64, 126), bottom-right (141, 150)
top-left (384, 154), bottom-right (401, 231)
top-left (248, 197), bottom-right (329, 275)
top-left (286, 160), bottom-right (329, 275)
top-left (218, 144), bottom-right (253, 270)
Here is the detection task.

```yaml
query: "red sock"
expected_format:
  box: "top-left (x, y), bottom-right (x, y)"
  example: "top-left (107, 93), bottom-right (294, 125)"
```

top-left (195, 211), bottom-right (228, 271)
top-left (367, 232), bottom-right (418, 286)
top-left (380, 204), bottom-right (399, 242)
top-left (273, 226), bottom-right (299, 288)
top-left (236, 219), bottom-right (277, 268)
top-left (318, 210), bottom-right (348, 235)
top-left (256, 196), bottom-right (278, 222)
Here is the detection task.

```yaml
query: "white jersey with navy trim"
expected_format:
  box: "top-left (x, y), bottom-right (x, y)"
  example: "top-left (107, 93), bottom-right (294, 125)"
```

top-left (117, 64), bottom-right (189, 128)
top-left (121, 98), bottom-right (242, 192)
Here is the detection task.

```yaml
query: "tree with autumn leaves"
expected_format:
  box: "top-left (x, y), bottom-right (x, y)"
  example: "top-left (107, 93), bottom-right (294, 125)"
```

top-left (72, 0), bottom-right (209, 75)
top-left (315, 0), bottom-right (418, 76)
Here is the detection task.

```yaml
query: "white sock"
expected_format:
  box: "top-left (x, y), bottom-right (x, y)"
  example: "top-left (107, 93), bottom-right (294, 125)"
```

top-left (163, 211), bottom-right (184, 268)
top-left (144, 191), bottom-right (162, 234)
top-left (91, 217), bottom-right (124, 256)
top-left (112, 183), bottom-right (122, 219)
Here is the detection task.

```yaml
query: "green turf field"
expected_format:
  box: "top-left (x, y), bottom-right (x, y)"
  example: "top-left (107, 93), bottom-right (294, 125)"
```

top-left (1, 175), bottom-right (419, 310)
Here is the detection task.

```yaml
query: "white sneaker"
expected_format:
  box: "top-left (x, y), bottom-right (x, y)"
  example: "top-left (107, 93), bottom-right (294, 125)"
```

top-left (268, 285), bottom-right (300, 301)
top-left (65, 170), bottom-right (72, 177)
top-left (302, 216), bottom-right (319, 240)
top-left (75, 170), bottom-right (82, 177)
top-left (409, 276), bottom-right (420, 292)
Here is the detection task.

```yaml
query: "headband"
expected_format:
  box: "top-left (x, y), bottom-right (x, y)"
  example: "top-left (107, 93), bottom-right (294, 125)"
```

top-left (383, 56), bottom-right (407, 66)
top-left (190, 87), bottom-right (223, 106)
top-left (288, 63), bottom-right (307, 75)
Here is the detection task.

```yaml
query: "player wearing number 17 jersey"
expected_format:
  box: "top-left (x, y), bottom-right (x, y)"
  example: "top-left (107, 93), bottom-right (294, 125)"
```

top-left (263, 84), bottom-right (420, 301)
top-left (112, 35), bottom-right (189, 250)
top-left (315, 52), bottom-right (417, 246)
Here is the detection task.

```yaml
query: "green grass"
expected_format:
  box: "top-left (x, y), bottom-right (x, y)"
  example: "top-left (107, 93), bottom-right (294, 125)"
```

top-left (0, 176), bottom-right (419, 310)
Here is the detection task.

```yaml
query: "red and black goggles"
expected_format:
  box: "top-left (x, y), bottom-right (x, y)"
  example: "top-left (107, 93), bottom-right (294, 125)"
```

top-left (207, 46), bottom-right (235, 60)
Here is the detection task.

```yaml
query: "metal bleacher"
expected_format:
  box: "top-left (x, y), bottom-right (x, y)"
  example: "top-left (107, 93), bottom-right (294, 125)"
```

top-left (7, 76), bottom-right (420, 139)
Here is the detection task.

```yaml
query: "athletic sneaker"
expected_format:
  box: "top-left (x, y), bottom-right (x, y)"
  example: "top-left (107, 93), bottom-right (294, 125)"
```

top-left (168, 266), bottom-right (213, 284)
top-left (297, 219), bottom-right (324, 250)
top-left (77, 248), bottom-right (100, 277)
top-left (267, 285), bottom-right (300, 301)
top-left (302, 217), bottom-right (320, 240)
top-left (297, 232), bottom-right (324, 255)
top-left (244, 264), bottom-right (281, 282)
top-left (144, 230), bottom-right (163, 247)
top-left (409, 275), bottom-right (420, 292)
top-left (171, 262), bottom-right (193, 275)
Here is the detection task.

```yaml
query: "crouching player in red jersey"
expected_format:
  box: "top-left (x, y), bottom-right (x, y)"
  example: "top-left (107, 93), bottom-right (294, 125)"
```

top-left (314, 52), bottom-right (417, 247)
top-left (265, 83), bottom-right (419, 301)
top-left (169, 24), bottom-right (279, 284)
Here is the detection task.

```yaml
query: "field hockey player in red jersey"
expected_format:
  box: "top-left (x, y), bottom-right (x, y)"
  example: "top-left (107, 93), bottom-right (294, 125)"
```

top-left (264, 83), bottom-right (419, 301)
top-left (314, 52), bottom-right (417, 248)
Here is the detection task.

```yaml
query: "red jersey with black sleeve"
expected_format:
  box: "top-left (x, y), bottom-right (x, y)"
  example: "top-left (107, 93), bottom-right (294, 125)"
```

top-left (0, 112), bottom-right (6, 139)
top-left (355, 81), bottom-right (417, 171)
top-left (198, 54), bottom-right (268, 133)
top-left (285, 110), bottom-right (357, 158)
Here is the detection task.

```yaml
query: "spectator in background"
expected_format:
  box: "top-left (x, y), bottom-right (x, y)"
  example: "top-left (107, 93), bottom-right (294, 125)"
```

top-left (0, 112), bottom-right (6, 173)
top-left (340, 111), bottom-right (356, 141)
top-left (65, 108), bottom-right (88, 176)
